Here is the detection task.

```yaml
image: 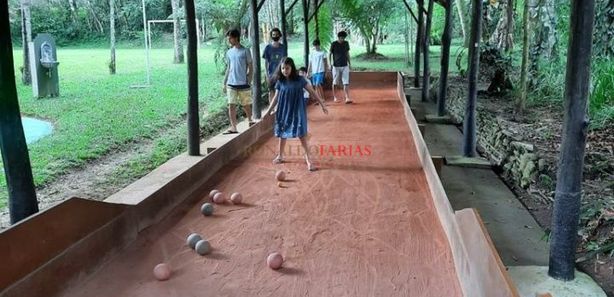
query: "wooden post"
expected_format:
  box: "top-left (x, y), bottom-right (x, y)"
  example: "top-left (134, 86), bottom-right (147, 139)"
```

top-left (462, 0), bottom-right (482, 157)
top-left (414, 0), bottom-right (424, 87)
top-left (548, 0), bottom-right (595, 281)
top-left (302, 0), bottom-right (310, 68)
top-left (184, 0), bottom-right (200, 156)
top-left (314, 0), bottom-right (319, 39)
top-left (250, 0), bottom-right (263, 119)
top-left (437, 0), bottom-right (454, 116)
top-left (421, 0), bottom-right (434, 102)
top-left (0, 1), bottom-right (39, 224)
top-left (280, 0), bottom-right (288, 46)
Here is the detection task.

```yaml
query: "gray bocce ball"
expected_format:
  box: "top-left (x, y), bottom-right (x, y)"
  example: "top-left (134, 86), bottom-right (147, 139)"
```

top-left (195, 239), bottom-right (211, 255)
top-left (201, 203), bottom-right (214, 216)
top-left (187, 233), bottom-right (202, 250)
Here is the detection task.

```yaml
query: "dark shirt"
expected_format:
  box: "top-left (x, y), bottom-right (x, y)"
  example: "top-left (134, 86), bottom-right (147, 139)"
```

top-left (263, 43), bottom-right (288, 76)
top-left (330, 41), bottom-right (350, 67)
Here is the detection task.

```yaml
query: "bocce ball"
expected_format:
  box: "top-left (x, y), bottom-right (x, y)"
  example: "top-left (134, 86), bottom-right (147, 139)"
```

top-left (186, 233), bottom-right (202, 249)
top-left (195, 239), bottom-right (211, 256)
top-left (153, 263), bottom-right (171, 281)
top-left (230, 192), bottom-right (243, 204)
top-left (275, 170), bottom-right (286, 181)
top-left (267, 252), bottom-right (284, 270)
top-left (213, 192), bottom-right (226, 204)
top-left (201, 203), bottom-right (214, 216)
top-left (209, 189), bottom-right (220, 200)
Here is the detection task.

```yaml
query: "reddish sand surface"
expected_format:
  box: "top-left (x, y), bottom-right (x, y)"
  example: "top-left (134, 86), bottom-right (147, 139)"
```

top-left (61, 81), bottom-right (463, 297)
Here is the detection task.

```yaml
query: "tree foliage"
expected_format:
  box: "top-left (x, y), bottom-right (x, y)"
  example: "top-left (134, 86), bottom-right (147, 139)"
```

top-left (333, 0), bottom-right (399, 54)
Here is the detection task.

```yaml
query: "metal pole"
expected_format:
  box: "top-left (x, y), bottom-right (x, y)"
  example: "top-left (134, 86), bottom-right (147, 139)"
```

top-left (184, 0), bottom-right (200, 156)
top-left (462, 0), bottom-right (482, 157)
top-left (0, 1), bottom-right (39, 224)
top-left (548, 0), bottom-right (596, 281)
top-left (250, 0), bottom-right (263, 119)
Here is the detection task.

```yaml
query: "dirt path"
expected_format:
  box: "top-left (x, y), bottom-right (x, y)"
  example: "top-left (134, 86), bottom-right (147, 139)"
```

top-left (0, 139), bottom-right (156, 229)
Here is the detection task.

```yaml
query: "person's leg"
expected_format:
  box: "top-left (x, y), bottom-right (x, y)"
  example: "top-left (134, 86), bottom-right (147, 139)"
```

top-left (299, 136), bottom-right (316, 171)
top-left (342, 66), bottom-right (351, 103)
top-left (239, 89), bottom-right (254, 124)
top-left (317, 85), bottom-right (325, 102)
top-left (274, 138), bottom-right (287, 163)
top-left (244, 104), bottom-right (253, 123)
top-left (331, 67), bottom-right (337, 102)
top-left (228, 104), bottom-right (238, 132)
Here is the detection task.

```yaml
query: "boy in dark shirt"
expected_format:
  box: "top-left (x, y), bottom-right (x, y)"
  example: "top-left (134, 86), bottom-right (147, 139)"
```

top-left (329, 31), bottom-right (352, 104)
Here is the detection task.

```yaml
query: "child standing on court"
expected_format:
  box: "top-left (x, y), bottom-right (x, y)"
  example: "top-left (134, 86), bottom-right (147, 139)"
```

top-left (307, 39), bottom-right (329, 102)
top-left (265, 57), bottom-right (328, 171)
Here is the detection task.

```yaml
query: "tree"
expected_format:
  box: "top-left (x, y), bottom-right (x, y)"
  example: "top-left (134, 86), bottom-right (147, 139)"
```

top-left (109, 0), bottom-right (116, 74)
top-left (20, 0), bottom-right (32, 85)
top-left (421, 0), bottom-right (434, 102)
top-left (171, 0), bottom-right (185, 64)
top-left (529, 0), bottom-right (558, 74)
top-left (455, 0), bottom-right (470, 47)
top-left (488, 0), bottom-right (514, 52)
top-left (593, 0), bottom-right (614, 58)
top-left (335, 0), bottom-right (399, 54)
top-left (548, 0), bottom-right (595, 281)
top-left (517, 0), bottom-right (530, 113)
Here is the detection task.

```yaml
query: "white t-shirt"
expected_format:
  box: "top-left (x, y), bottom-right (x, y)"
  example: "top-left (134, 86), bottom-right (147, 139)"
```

top-left (309, 50), bottom-right (327, 74)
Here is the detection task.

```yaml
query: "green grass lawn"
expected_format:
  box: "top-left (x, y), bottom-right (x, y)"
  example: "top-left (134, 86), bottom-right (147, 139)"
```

top-left (2, 40), bottom-right (445, 208)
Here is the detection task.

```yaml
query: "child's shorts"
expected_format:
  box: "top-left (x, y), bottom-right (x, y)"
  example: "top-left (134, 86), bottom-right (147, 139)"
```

top-left (227, 87), bottom-right (252, 106)
top-left (311, 72), bottom-right (325, 86)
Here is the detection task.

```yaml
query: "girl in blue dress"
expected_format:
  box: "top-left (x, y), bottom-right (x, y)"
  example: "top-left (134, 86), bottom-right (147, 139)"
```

top-left (265, 57), bottom-right (328, 171)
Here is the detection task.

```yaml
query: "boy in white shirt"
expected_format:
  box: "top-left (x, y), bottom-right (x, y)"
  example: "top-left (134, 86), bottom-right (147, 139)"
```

top-left (307, 39), bottom-right (328, 102)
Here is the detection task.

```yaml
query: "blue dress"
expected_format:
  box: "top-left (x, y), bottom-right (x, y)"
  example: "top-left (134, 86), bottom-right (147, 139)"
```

top-left (274, 77), bottom-right (308, 139)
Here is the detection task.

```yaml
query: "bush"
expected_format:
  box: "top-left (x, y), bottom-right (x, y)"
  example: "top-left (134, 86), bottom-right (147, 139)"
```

top-left (590, 58), bottom-right (614, 128)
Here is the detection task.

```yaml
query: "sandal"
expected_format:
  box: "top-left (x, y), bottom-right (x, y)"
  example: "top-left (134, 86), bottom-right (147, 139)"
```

top-left (272, 156), bottom-right (284, 164)
top-left (344, 99), bottom-right (353, 104)
top-left (307, 162), bottom-right (317, 171)
top-left (223, 129), bottom-right (239, 135)
top-left (248, 121), bottom-right (256, 127)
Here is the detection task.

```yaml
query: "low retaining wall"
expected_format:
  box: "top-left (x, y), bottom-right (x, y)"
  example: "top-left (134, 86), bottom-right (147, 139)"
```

top-left (438, 80), bottom-right (544, 189)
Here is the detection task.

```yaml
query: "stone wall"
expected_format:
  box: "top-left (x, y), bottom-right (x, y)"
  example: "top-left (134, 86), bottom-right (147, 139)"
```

top-left (443, 83), bottom-right (545, 189)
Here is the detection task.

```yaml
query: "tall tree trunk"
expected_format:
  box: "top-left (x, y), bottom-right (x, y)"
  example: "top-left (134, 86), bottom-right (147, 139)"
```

top-left (529, 0), bottom-right (558, 75)
top-left (172, 0), bottom-right (184, 64)
top-left (437, 0), bottom-right (454, 116)
top-left (109, 0), bottom-right (116, 74)
top-left (488, 0), bottom-right (514, 52)
top-left (370, 21), bottom-right (379, 54)
top-left (21, 0), bottom-right (32, 85)
top-left (456, 0), bottom-right (470, 47)
top-left (421, 0), bottom-right (434, 102)
top-left (462, 0), bottom-right (482, 157)
top-left (548, 0), bottom-right (595, 281)
top-left (517, 0), bottom-right (530, 113)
